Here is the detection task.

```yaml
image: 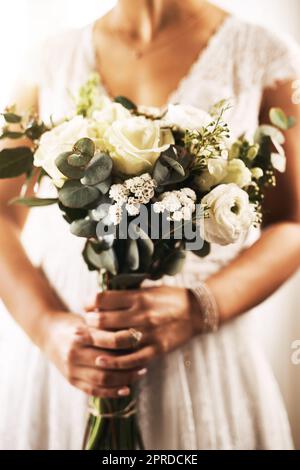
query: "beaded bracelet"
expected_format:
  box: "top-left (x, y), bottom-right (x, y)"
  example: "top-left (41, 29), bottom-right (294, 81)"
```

top-left (190, 283), bottom-right (220, 333)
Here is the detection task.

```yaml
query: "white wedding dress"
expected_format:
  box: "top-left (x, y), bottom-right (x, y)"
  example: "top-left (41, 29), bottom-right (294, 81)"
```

top-left (1, 16), bottom-right (300, 450)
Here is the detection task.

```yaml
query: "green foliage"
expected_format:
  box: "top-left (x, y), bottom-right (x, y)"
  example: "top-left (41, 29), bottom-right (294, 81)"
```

top-left (76, 74), bottom-right (103, 117)
top-left (85, 242), bottom-right (118, 275)
top-left (58, 180), bottom-right (101, 209)
top-left (269, 107), bottom-right (294, 131)
top-left (0, 147), bottom-right (33, 178)
top-left (114, 96), bottom-right (137, 111)
top-left (81, 153), bottom-right (113, 186)
top-left (73, 138), bottom-right (95, 158)
top-left (153, 146), bottom-right (192, 189)
top-left (70, 218), bottom-right (97, 238)
top-left (56, 152), bottom-right (86, 179)
top-left (2, 112), bottom-right (22, 124)
top-left (10, 197), bottom-right (58, 207)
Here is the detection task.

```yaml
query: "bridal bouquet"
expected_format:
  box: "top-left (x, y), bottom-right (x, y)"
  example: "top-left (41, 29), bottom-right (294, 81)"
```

top-left (0, 75), bottom-right (293, 449)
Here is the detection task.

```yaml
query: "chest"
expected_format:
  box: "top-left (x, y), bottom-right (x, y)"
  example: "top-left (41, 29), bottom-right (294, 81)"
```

top-left (93, 33), bottom-right (215, 108)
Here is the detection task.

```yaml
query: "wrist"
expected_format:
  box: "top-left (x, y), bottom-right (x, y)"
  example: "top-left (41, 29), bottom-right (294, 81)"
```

top-left (189, 284), bottom-right (220, 335)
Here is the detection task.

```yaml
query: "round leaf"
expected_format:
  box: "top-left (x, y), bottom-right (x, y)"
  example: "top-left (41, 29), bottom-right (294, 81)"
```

top-left (73, 138), bottom-right (95, 158)
top-left (67, 152), bottom-right (92, 168)
top-left (81, 153), bottom-right (113, 186)
top-left (56, 152), bottom-right (85, 179)
top-left (70, 218), bottom-right (97, 238)
top-left (58, 180), bottom-right (100, 209)
top-left (0, 147), bottom-right (33, 178)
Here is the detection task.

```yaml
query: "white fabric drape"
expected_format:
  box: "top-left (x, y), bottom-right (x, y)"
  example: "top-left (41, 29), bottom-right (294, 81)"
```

top-left (0, 0), bottom-right (299, 448)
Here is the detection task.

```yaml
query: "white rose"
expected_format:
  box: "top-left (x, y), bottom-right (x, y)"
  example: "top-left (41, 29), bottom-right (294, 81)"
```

top-left (164, 104), bottom-right (212, 131)
top-left (222, 159), bottom-right (252, 188)
top-left (34, 116), bottom-right (89, 187)
top-left (194, 157), bottom-right (227, 192)
top-left (91, 101), bottom-right (131, 139)
top-left (201, 183), bottom-right (255, 246)
top-left (104, 116), bottom-right (174, 175)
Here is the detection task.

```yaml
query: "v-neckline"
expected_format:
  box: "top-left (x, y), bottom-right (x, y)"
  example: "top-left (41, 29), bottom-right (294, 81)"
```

top-left (84, 14), bottom-right (234, 109)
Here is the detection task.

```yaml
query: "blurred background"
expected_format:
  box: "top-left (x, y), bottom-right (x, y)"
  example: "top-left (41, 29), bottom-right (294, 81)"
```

top-left (0, 0), bottom-right (299, 448)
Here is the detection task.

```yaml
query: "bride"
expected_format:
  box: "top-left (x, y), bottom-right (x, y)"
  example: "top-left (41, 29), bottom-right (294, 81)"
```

top-left (0, 0), bottom-right (300, 450)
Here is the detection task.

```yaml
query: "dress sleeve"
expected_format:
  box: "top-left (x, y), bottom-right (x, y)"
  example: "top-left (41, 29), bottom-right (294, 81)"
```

top-left (257, 26), bottom-right (300, 89)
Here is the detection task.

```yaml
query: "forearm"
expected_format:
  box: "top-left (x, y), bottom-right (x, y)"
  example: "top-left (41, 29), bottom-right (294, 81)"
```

top-left (0, 214), bottom-right (66, 348)
top-left (206, 221), bottom-right (300, 323)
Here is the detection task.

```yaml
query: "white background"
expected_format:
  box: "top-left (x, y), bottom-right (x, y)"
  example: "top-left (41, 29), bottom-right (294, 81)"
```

top-left (0, 0), bottom-right (299, 448)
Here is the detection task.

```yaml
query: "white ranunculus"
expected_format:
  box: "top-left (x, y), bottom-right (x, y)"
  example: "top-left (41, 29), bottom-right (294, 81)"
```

top-left (201, 183), bottom-right (255, 246)
top-left (222, 159), bottom-right (252, 188)
top-left (104, 116), bottom-right (174, 175)
top-left (34, 116), bottom-right (89, 187)
top-left (194, 157), bottom-right (227, 192)
top-left (164, 104), bottom-right (212, 131)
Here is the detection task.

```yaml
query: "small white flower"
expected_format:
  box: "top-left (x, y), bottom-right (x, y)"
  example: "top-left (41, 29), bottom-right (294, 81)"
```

top-left (108, 204), bottom-right (123, 225)
top-left (251, 167), bottom-right (264, 180)
top-left (109, 184), bottom-right (129, 204)
top-left (153, 188), bottom-right (196, 221)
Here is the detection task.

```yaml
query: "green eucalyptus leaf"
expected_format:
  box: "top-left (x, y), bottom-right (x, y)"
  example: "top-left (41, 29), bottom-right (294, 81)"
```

top-left (70, 218), bottom-right (97, 238)
top-left (67, 152), bottom-right (92, 168)
top-left (73, 137), bottom-right (95, 157)
top-left (0, 147), bottom-right (33, 178)
top-left (85, 243), bottom-right (118, 275)
top-left (126, 238), bottom-right (139, 271)
top-left (10, 197), bottom-right (58, 207)
top-left (0, 131), bottom-right (24, 140)
top-left (55, 152), bottom-right (85, 179)
top-left (2, 113), bottom-right (22, 124)
top-left (81, 153), bottom-right (113, 186)
top-left (59, 203), bottom-right (88, 223)
top-left (25, 122), bottom-right (48, 140)
top-left (95, 176), bottom-right (112, 195)
top-left (114, 96), bottom-right (137, 111)
top-left (288, 116), bottom-right (296, 129)
top-left (58, 180), bottom-right (100, 209)
top-left (269, 108), bottom-right (289, 131)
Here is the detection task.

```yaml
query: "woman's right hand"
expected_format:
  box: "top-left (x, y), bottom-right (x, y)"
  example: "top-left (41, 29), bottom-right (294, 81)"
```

top-left (43, 312), bottom-right (147, 398)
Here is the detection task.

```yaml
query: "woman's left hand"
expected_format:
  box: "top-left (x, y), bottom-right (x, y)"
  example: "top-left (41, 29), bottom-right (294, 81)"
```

top-left (85, 286), bottom-right (202, 371)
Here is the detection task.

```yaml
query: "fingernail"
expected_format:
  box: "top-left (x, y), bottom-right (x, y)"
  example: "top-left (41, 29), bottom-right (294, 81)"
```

top-left (95, 356), bottom-right (108, 367)
top-left (118, 387), bottom-right (130, 397)
top-left (137, 368), bottom-right (148, 377)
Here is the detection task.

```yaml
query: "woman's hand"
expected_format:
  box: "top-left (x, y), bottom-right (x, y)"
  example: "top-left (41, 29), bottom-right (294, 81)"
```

top-left (85, 287), bottom-right (202, 372)
top-left (43, 311), bottom-right (148, 398)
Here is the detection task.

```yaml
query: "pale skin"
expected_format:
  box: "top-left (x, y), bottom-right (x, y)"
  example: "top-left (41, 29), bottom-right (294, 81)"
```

top-left (0, 0), bottom-right (300, 399)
